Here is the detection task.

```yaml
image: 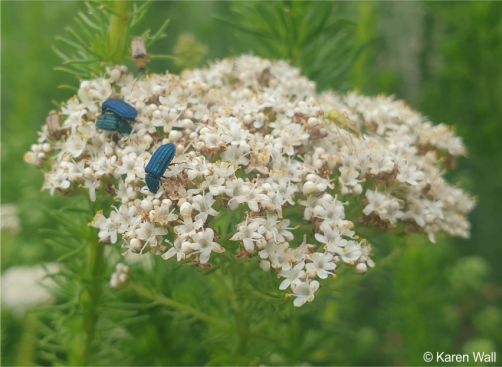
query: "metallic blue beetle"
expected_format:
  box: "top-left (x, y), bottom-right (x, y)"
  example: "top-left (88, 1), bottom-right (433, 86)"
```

top-left (145, 143), bottom-right (176, 193)
top-left (96, 113), bottom-right (132, 134)
top-left (102, 99), bottom-right (138, 121)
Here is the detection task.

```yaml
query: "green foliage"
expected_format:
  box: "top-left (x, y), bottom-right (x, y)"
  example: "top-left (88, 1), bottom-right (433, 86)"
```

top-left (448, 256), bottom-right (489, 294)
top-left (35, 206), bottom-right (120, 365)
top-left (53, 1), bottom-right (170, 84)
top-left (419, 2), bottom-right (502, 276)
top-left (1, 1), bottom-right (77, 273)
top-left (173, 33), bottom-right (208, 70)
top-left (221, 1), bottom-right (364, 90)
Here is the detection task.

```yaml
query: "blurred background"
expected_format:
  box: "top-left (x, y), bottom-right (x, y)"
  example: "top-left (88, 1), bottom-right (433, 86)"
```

top-left (2, 2), bottom-right (501, 365)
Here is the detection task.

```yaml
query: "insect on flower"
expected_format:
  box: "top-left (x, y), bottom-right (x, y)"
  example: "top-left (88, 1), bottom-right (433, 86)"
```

top-left (96, 113), bottom-right (133, 134)
top-left (145, 143), bottom-right (176, 193)
top-left (326, 108), bottom-right (361, 137)
top-left (102, 99), bottom-right (138, 121)
top-left (131, 36), bottom-right (150, 72)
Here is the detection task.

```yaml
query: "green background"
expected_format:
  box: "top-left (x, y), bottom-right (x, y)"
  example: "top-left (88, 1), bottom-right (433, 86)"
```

top-left (2, 2), bottom-right (501, 365)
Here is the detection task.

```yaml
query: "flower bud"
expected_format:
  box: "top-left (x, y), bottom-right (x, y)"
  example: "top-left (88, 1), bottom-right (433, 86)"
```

top-left (179, 202), bottom-right (193, 217)
top-left (169, 130), bottom-right (182, 142)
top-left (129, 239), bottom-right (142, 253)
top-left (303, 182), bottom-right (317, 195)
top-left (356, 263), bottom-right (368, 273)
top-left (109, 68), bottom-right (121, 82)
top-left (141, 199), bottom-right (152, 212)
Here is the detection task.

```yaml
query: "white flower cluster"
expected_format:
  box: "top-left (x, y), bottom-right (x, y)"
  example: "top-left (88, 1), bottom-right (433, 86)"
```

top-left (1, 204), bottom-right (20, 232)
top-left (26, 56), bottom-right (474, 306)
top-left (110, 262), bottom-right (130, 289)
top-left (1, 264), bottom-right (59, 315)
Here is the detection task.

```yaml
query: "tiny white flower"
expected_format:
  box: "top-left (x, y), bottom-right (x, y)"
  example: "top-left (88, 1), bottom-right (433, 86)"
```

top-left (190, 228), bottom-right (225, 264)
top-left (192, 193), bottom-right (218, 223)
top-left (116, 152), bottom-right (145, 182)
top-left (291, 279), bottom-right (320, 307)
top-left (136, 222), bottom-right (168, 248)
top-left (279, 262), bottom-right (305, 290)
top-left (231, 220), bottom-right (263, 253)
top-left (225, 178), bottom-right (250, 210)
top-left (175, 217), bottom-right (203, 237)
top-left (162, 238), bottom-right (188, 262)
top-left (221, 143), bottom-right (250, 166)
top-left (397, 161), bottom-right (425, 186)
top-left (333, 239), bottom-right (362, 264)
top-left (91, 211), bottom-right (118, 244)
top-left (110, 263), bottom-right (129, 289)
top-left (64, 135), bottom-right (87, 158)
top-left (305, 253), bottom-right (336, 279)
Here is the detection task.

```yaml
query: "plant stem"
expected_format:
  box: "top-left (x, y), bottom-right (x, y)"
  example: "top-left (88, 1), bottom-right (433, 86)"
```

top-left (15, 312), bottom-right (38, 366)
top-left (69, 237), bottom-right (105, 365)
top-left (232, 285), bottom-right (249, 355)
top-left (352, 2), bottom-right (375, 91)
top-left (131, 283), bottom-right (228, 330)
top-left (108, 1), bottom-right (130, 64)
top-left (225, 260), bottom-right (250, 356)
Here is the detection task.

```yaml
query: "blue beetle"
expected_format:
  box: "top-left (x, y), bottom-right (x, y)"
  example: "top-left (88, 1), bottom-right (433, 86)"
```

top-left (96, 113), bottom-right (132, 134)
top-left (145, 143), bottom-right (176, 193)
top-left (96, 113), bottom-right (118, 131)
top-left (102, 99), bottom-right (138, 121)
